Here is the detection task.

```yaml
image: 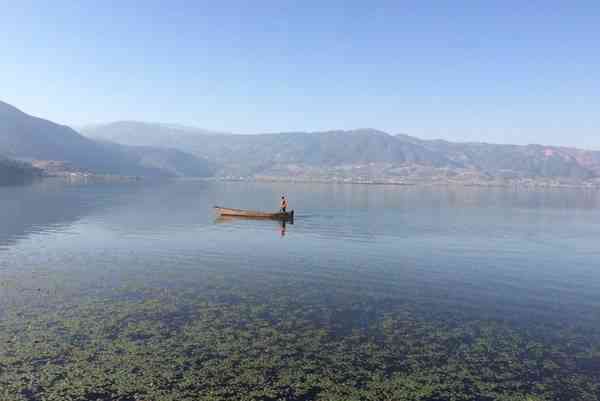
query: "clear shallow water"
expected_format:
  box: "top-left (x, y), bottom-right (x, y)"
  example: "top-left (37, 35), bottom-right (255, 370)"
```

top-left (1, 179), bottom-right (600, 400)
top-left (2, 180), bottom-right (599, 322)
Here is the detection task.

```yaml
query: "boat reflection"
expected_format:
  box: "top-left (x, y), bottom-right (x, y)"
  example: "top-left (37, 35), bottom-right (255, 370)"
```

top-left (214, 215), bottom-right (292, 237)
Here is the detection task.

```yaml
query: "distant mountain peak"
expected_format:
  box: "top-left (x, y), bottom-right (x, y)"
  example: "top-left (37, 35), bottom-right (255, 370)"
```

top-left (81, 120), bottom-right (228, 137)
top-left (0, 100), bottom-right (28, 116)
top-left (314, 128), bottom-right (390, 137)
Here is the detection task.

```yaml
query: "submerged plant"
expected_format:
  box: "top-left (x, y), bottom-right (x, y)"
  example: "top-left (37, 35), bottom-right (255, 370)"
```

top-left (1, 269), bottom-right (599, 401)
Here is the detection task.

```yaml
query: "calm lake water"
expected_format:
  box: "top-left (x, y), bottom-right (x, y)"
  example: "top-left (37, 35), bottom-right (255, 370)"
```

top-left (1, 179), bottom-right (600, 400)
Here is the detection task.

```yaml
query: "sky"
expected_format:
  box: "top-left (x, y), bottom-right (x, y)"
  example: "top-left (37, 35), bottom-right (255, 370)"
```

top-left (1, 1), bottom-right (599, 148)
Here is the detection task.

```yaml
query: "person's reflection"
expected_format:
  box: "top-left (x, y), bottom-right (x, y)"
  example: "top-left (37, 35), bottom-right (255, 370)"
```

top-left (280, 220), bottom-right (287, 237)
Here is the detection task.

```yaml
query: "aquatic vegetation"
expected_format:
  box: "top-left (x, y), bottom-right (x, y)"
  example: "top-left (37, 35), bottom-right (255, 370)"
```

top-left (1, 272), bottom-right (599, 401)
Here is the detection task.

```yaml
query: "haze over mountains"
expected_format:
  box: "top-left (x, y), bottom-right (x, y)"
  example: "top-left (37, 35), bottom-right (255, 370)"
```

top-left (83, 121), bottom-right (600, 183)
top-left (2, 100), bottom-right (600, 185)
top-left (0, 101), bottom-right (213, 179)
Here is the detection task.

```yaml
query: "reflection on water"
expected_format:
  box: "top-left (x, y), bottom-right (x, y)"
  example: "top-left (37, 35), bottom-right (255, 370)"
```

top-left (0, 180), bottom-right (96, 249)
top-left (1, 180), bottom-right (600, 400)
top-left (215, 215), bottom-right (292, 238)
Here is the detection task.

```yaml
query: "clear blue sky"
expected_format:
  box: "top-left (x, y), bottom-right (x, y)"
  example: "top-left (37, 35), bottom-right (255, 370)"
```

top-left (2, 1), bottom-right (599, 148)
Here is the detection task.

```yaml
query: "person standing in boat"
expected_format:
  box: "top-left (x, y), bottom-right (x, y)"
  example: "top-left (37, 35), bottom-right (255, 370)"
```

top-left (280, 195), bottom-right (288, 213)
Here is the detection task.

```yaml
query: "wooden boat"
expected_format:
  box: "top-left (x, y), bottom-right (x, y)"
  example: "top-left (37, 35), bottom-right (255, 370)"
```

top-left (214, 206), bottom-right (294, 220)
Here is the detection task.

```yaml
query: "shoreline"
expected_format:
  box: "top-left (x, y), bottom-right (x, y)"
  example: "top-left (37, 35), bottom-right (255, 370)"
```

top-left (207, 176), bottom-right (600, 190)
top-left (20, 174), bottom-right (600, 190)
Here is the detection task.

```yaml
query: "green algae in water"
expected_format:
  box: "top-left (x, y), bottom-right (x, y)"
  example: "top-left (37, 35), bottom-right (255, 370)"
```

top-left (1, 270), bottom-right (600, 401)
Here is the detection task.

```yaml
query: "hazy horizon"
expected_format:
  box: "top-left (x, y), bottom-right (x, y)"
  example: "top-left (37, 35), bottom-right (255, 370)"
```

top-left (2, 2), bottom-right (599, 149)
top-left (3, 98), bottom-right (600, 151)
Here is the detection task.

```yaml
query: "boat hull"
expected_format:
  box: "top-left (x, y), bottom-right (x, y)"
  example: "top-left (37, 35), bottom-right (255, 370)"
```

top-left (214, 206), bottom-right (294, 220)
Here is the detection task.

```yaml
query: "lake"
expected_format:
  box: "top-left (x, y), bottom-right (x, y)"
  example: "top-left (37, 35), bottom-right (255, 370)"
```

top-left (1, 179), bottom-right (600, 400)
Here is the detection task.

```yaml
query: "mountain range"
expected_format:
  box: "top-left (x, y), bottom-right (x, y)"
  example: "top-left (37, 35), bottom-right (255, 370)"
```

top-left (0, 101), bottom-right (213, 179)
top-left (2, 100), bottom-right (600, 185)
top-left (82, 121), bottom-right (600, 182)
